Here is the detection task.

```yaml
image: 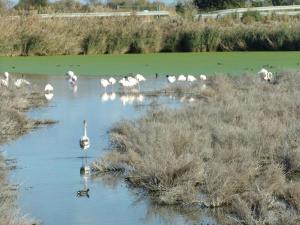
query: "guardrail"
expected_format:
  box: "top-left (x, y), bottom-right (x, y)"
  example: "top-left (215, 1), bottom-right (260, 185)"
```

top-left (38, 11), bottom-right (170, 18)
top-left (196, 5), bottom-right (300, 19)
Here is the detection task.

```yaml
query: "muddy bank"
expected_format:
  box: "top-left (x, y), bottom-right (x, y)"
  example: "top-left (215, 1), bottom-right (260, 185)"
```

top-left (0, 85), bottom-right (55, 225)
top-left (93, 72), bottom-right (300, 225)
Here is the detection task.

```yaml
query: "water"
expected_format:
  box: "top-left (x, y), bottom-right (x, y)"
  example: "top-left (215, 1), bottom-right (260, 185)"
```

top-left (4, 75), bottom-right (219, 225)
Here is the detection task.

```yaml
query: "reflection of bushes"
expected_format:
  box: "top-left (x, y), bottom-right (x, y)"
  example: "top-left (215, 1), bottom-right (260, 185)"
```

top-left (0, 16), bottom-right (300, 55)
top-left (94, 72), bottom-right (300, 225)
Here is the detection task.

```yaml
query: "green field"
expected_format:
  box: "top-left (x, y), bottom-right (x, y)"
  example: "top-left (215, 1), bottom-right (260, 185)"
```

top-left (0, 52), bottom-right (299, 76)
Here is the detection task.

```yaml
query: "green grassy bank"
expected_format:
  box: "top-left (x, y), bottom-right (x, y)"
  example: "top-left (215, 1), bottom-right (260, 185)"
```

top-left (0, 52), bottom-right (300, 76)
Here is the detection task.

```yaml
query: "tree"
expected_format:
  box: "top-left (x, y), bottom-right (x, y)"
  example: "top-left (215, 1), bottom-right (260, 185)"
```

top-left (193, 0), bottom-right (246, 11)
top-left (272, 0), bottom-right (298, 5)
top-left (15, 0), bottom-right (48, 10)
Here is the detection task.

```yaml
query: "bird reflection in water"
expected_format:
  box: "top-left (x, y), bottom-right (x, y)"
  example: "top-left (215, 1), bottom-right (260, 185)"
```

top-left (77, 169), bottom-right (90, 198)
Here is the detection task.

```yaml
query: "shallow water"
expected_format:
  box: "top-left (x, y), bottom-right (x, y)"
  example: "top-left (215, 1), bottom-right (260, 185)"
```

top-left (4, 75), bottom-right (220, 225)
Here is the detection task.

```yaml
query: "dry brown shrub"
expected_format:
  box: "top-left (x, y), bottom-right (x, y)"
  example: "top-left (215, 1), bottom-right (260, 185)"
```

top-left (93, 72), bottom-right (300, 224)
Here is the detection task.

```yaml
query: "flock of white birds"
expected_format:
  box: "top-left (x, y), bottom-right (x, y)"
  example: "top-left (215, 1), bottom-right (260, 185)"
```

top-left (1, 68), bottom-right (273, 104)
top-left (0, 72), bottom-right (31, 88)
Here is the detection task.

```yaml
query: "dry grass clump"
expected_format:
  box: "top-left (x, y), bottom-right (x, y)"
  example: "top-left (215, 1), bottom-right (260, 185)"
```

top-left (0, 84), bottom-right (55, 144)
top-left (93, 72), bottom-right (300, 224)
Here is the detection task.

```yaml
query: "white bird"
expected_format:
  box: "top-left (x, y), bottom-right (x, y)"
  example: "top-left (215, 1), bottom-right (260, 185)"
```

top-left (187, 75), bottom-right (197, 82)
top-left (135, 74), bottom-right (146, 90)
top-left (178, 75), bottom-right (186, 81)
top-left (80, 120), bottom-right (90, 151)
top-left (15, 78), bottom-right (30, 88)
top-left (72, 74), bottom-right (78, 82)
top-left (66, 71), bottom-right (77, 86)
top-left (166, 75), bottom-right (176, 83)
top-left (200, 74), bottom-right (207, 81)
top-left (257, 68), bottom-right (272, 82)
top-left (100, 79), bottom-right (110, 92)
top-left (266, 72), bottom-right (273, 82)
top-left (44, 84), bottom-right (54, 93)
top-left (119, 78), bottom-right (131, 91)
top-left (128, 76), bottom-right (138, 87)
top-left (135, 74), bottom-right (146, 82)
top-left (108, 77), bottom-right (116, 85)
top-left (1, 72), bottom-right (9, 87)
top-left (66, 70), bottom-right (74, 78)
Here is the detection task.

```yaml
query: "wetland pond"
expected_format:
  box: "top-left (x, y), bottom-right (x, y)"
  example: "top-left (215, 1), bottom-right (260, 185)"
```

top-left (1, 52), bottom-right (299, 225)
top-left (3, 75), bottom-right (219, 225)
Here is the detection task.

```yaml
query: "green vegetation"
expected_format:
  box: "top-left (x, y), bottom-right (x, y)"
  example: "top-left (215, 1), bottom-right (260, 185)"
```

top-left (93, 72), bottom-right (300, 225)
top-left (0, 52), bottom-right (299, 76)
top-left (0, 16), bottom-right (300, 56)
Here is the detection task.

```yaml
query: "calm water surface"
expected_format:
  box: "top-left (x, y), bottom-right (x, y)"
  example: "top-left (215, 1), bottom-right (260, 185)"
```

top-left (4, 75), bottom-right (219, 225)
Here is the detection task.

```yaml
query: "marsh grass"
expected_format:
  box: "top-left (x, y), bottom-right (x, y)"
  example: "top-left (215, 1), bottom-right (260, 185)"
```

top-left (93, 72), bottom-right (300, 224)
top-left (0, 16), bottom-right (300, 55)
top-left (0, 83), bottom-right (55, 225)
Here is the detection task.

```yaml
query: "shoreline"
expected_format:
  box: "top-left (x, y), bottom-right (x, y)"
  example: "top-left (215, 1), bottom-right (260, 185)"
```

top-left (0, 85), bottom-right (56, 225)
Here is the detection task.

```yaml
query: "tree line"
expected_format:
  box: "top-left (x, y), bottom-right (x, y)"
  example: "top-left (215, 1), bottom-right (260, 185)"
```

top-left (0, 0), bottom-right (300, 13)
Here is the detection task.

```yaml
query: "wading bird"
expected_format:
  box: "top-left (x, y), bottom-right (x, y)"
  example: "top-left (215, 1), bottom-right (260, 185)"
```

top-left (258, 68), bottom-right (272, 82)
top-left (66, 71), bottom-right (77, 86)
top-left (187, 75), bottom-right (197, 82)
top-left (166, 75), bottom-right (176, 83)
top-left (100, 79), bottom-right (110, 92)
top-left (44, 84), bottom-right (54, 93)
top-left (178, 74), bottom-right (186, 81)
top-left (199, 74), bottom-right (207, 81)
top-left (80, 120), bottom-right (90, 152)
top-left (44, 84), bottom-right (54, 101)
top-left (108, 77), bottom-right (116, 91)
top-left (15, 75), bottom-right (30, 88)
top-left (135, 74), bottom-right (146, 91)
top-left (1, 72), bottom-right (9, 87)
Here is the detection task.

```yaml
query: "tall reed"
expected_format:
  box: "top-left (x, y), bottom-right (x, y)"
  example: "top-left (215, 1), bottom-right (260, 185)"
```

top-left (0, 16), bottom-right (300, 55)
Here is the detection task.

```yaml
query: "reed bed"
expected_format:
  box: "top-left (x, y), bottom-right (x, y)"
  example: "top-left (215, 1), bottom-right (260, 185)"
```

top-left (0, 16), bottom-right (300, 56)
top-left (93, 72), bottom-right (300, 225)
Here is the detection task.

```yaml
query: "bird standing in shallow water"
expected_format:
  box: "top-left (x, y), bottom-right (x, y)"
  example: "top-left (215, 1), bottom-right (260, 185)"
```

top-left (80, 120), bottom-right (90, 174)
top-left (80, 120), bottom-right (90, 154)
top-left (166, 75), bottom-right (176, 83)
